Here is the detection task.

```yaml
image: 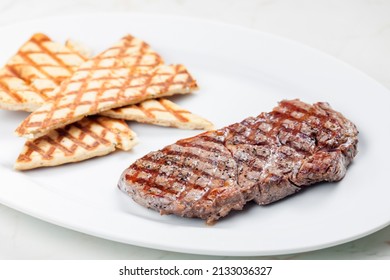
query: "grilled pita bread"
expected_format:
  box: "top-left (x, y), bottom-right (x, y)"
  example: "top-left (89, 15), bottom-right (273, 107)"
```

top-left (0, 33), bottom-right (89, 111)
top-left (0, 34), bottom-right (137, 169)
top-left (0, 67), bottom-right (45, 111)
top-left (9, 33), bottom-right (204, 169)
top-left (102, 98), bottom-right (214, 130)
top-left (15, 116), bottom-right (137, 170)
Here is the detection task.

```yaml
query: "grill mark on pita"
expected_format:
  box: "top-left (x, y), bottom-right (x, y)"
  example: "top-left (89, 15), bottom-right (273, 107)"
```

top-left (158, 99), bottom-right (189, 122)
top-left (73, 121), bottom-right (111, 147)
top-left (136, 102), bottom-right (156, 118)
top-left (115, 37), bottom-right (129, 61)
top-left (20, 134), bottom-right (73, 161)
top-left (19, 125), bottom-right (102, 162)
top-left (38, 93), bottom-right (64, 133)
top-left (58, 84), bottom-right (123, 97)
top-left (66, 57), bottom-right (102, 123)
top-left (3, 65), bottom-right (23, 79)
top-left (94, 117), bottom-right (123, 146)
top-left (40, 87), bottom-right (57, 97)
top-left (16, 116), bottom-right (134, 167)
top-left (16, 148), bottom-right (34, 162)
top-left (5, 65), bottom-right (50, 100)
top-left (0, 67), bottom-right (49, 102)
top-left (13, 50), bottom-right (60, 84)
top-left (115, 63), bottom-right (136, 105)
top-left (30, 36), bottom-right (75, 76)
top-left (118, 98), bottom-right (195, 123)
top-left (0, 76), bottom-right (25, 102)
top-left (57, 128), bottom-right (98, 152)
top-left (133, 40), bottom-right (149, 67)
top-left (131, 70), bottom-right (154, 99)
top-left (45, 133), bottom-right (74, 157)
top-left (164, 65), bottom-right (178, 92)
top-left (100, 35), bottom-right (163, 69)
top-left (18, 141), bottom-right (52, 161)
top-left (85, 61), bottom-right (112, 112)
top-left (24, 122), bottom-right (111, 162)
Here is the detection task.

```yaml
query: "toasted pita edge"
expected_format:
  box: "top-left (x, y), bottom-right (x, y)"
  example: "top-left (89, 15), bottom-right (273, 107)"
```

top-left (0, 97), bottom-right (40, 112)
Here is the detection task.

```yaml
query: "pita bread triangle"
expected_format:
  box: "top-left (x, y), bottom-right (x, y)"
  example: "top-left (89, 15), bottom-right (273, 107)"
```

top-left (15, 116), bottom-right (137, 170)
top-left (102, 98), bottom-right (214, 130)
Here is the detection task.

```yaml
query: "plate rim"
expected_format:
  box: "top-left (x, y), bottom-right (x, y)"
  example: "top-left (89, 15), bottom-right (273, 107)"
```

top-left (1, 12), bottom-right (390, 256)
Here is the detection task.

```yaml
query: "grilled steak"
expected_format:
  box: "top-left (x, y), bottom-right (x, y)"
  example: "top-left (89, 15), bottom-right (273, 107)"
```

top-left (118, 99), bottom-right (358, 224)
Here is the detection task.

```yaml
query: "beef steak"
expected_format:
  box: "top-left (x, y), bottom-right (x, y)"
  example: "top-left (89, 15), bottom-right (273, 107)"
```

top-left (118, 99), bottom-right (358, 224)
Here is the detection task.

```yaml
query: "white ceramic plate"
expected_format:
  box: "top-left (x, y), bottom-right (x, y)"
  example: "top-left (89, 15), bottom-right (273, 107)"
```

top-left (0, 14), bottom-right (389, 256)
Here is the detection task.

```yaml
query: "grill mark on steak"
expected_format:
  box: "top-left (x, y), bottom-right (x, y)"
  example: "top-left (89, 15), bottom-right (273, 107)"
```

top-left (122, 132), bottom-right (245, 220)
top-left (130, 158), bottom-right (209, 194)
top-left (131, 156), bottom-right (228, 197)
top-left (119, 99), bottom-right (358, 224)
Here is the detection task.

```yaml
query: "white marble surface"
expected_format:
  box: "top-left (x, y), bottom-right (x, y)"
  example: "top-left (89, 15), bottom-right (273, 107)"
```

top-left (1, 0), bottom-right (390, 259)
